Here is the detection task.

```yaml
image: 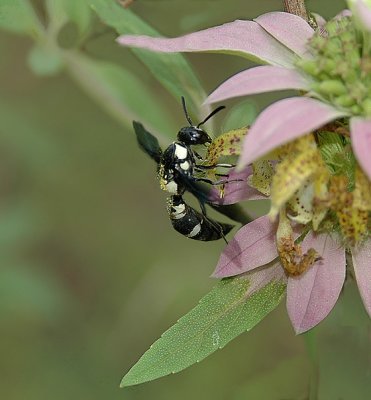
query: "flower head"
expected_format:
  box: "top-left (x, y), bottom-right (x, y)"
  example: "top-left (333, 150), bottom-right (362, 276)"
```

top-left (117, 9), bottom-right (371, 331)
top-left (117, 11), bottom-right (371, 180)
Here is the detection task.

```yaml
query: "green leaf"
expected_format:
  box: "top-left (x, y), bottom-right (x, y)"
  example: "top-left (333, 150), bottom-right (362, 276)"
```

top-left (0, 0), bottom-right (43, 38)
top-left (221, 100), bottom-right (257, 132)
top-left (121, 275), bottom-right (286, 386)
top-left (89, 0), bottom-right (206, 117)
top-left (46, 0), bottom-right (92, 38)
top-left (64, 52), bottom-right (177, 138)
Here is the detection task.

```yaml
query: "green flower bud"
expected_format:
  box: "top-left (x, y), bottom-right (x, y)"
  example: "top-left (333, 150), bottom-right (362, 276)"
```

top-left (319, 80), bottom-right (348, 95)
top-left (335, 95), bottom-right (355, 107)
top-left (362, 98), bottom-right (371, 115)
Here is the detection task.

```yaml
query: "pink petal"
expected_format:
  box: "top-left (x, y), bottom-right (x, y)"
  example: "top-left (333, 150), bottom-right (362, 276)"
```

top-left (208, 167), bottom-right (266, 205)
top-left (352, 1), bottom-right (371, 30)
top-left (246, 261), bottom-right (287, 296)
top-left (334, 9), bottom-right (352, 19)
top-left (351, 239), bottom-right (371, 317)
top-left (206, 66), bottom-right (311, 104)
top-left (117, 20), bottom-right (298, 68)
top-left (212, 216), bottom-right (278, 278)
top-left (238, 97), bottom-right (347, 168)
top-left (255, 12), bottom-right (314, 58)
top-left (350, 117), bottom-right (371, 180)
top-left (286, 233), bottom-right (346, 334)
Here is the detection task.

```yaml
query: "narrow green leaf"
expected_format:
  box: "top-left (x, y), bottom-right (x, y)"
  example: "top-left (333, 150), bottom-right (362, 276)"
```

top-left (89, 0), bottom-right (206, 117)
top-left (46, 0), bottom-right (92, 38)
top-left (64, 52), bottom-right (176, 138)
top-left (0, 0), bottom-right (44, 38)
top-left (121, 275), bottom-right (286, 386)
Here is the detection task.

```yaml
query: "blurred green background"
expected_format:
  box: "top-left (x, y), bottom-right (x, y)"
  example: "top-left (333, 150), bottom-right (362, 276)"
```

top-left (2, 1), bottom-right (366, 399)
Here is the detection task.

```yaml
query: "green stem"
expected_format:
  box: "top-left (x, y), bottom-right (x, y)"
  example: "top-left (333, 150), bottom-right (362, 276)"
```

top-left (283, 0), bottom-right (309, 21)
top-left (303, 280), bottom-right (371, 399)
top-left (303, 329), bottom-right (319, 400)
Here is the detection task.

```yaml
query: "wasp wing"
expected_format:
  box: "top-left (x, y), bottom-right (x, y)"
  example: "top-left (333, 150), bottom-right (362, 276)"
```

top-left (133, 121), bottom-right (162, 164)
top-left (179, 176), bottom-right (251, 225)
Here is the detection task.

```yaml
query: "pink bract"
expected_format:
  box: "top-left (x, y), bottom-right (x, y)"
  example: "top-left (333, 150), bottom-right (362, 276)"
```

top-left (117, 9), bottom-right (371, 331)
top-left (117, 10), bottom-right (371, 179)
top-left (214, 219), bottom-right (369, 333)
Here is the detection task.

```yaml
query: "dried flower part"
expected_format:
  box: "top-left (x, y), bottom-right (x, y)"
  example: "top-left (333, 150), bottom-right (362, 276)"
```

top-left (204, 128), bottom-right (247, 196)
top-left (354, 167), bottom-right (371, 211)
top-left (269, 134), bottom-right (328, 219)
top-left (327, 174), bottom-right (369, 245)
top-left (247, 160), bottom-right (274, 196)
top-left (276, 210), bottom-right (319, 276)
top-left (298, 17), bottom-right (371, 117)
top-left (205, 128), bottom-right (247, 165)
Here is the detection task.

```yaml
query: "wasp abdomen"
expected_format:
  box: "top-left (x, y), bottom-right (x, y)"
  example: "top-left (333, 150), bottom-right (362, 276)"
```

top-left (167, 195), bottom-right (233, 241)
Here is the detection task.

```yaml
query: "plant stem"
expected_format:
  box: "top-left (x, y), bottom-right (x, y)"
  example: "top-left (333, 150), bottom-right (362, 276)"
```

top-left (303, 329), bottom-right (319, 400)
top-left (283, 0), bottom-right (309, 21)
top-left (303, 280), bottom-right (371, 399)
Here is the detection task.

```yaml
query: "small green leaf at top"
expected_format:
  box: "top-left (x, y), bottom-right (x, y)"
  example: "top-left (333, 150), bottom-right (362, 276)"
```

top-left (121, 273), bottom-right (286, 387)
top-left (89, 0), bottom-right (206, 117)
top-left (0, 0), bottom-right (43, 38)
top-left (46, 0), bottom-right (92, 39)
top-left (221, 100), bottom-right (257, 133)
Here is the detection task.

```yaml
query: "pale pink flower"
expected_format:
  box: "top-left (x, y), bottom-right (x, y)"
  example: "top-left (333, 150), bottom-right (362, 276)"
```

top-left (117, 10), bottom-right (371, 332)
top-left (117, 11), bottom-right (371, 180)
top-left (213, 215), bottom-right (371, 333)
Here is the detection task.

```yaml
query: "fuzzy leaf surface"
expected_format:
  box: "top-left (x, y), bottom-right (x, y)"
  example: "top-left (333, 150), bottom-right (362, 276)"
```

top-left (0, 0), bottom-right (43, 37)
top-left (121, 275), bottom-right (286, 386)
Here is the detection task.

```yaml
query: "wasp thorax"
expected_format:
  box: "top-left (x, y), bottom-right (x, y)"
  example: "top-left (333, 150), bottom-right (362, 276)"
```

top-left (297, 16), bottom-right (371, 117)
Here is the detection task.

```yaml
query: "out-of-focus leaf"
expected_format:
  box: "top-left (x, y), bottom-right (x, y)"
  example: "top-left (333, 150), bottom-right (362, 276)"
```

top-left (0, 266), bottom-right (66, 321)
top-left (28, 44), bottom-right (64, 76)
top-left (221, 100), bottom-right (257, 132)
top-left (89, 0), bottom-right (206, 117)
top-left (233, 356), bottom-right (309, 400)
top-left (0, 0), bottom-right (43, 37)
top-left (317, 281), bottom-right (371, 399)
top-left (0, 202), bottom-right (44, 251)
top-left (46, 0), bottom-right (92, 38)
top-left (0, 99), bottom-right (62, 174)
top-left (64, 52), bottom-right (176, 137)
top-left (121, 275), bottom-right (286, 386)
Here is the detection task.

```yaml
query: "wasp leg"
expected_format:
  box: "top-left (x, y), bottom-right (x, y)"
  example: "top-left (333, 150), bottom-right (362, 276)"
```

top-left (195, 163), bottom-right (236, 170)
top-left (198, 199), bottom-right (208, 216)
top-left (209, 220), bottom-right (228, 244)
top-left (193, 151), bottom-right (204, 160)
top-left (195, 198), bottom-right (228, 243)
top-left (192, 177), bottom-right (243, 185)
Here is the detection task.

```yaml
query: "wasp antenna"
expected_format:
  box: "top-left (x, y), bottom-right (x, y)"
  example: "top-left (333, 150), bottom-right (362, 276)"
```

top-left (197, 105), bottom-right (226, 128)
top-left (181, 96), bottom-right (193, 126)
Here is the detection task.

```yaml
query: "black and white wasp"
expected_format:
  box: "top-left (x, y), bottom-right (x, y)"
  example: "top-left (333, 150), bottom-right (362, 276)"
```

top-left (133, 97), bottom-right (245, 242)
